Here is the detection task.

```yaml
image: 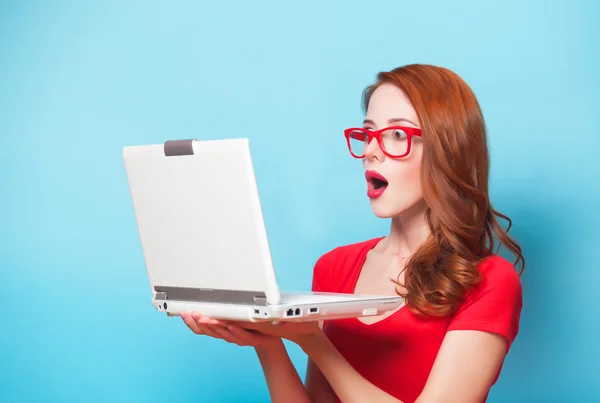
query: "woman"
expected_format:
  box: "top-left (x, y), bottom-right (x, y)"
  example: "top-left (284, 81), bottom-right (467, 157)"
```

top-left (180, 64), bottom-right (525, 403)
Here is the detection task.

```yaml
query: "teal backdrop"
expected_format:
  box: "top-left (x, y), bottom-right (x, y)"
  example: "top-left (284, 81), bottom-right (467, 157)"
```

top-left (2, 1), bottom-right (599, 402)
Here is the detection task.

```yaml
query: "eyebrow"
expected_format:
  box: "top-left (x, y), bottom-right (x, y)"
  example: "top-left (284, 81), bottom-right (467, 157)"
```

top-left (363, 118), bottom-right (419, 127)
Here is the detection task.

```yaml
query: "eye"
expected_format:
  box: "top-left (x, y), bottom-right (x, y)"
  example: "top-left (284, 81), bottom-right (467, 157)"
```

top-left (392, 129), bottom-right (407, 140)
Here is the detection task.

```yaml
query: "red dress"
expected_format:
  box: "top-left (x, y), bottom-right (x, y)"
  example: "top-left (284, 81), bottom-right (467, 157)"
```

top-left (312, 237), bottom-right (523, 403)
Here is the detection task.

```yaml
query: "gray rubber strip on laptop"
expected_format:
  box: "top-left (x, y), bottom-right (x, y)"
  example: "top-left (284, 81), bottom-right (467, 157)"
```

top-left (164, 139), bottom-right (196, 156)
top-left (154, 285), bottom-right (268, 306)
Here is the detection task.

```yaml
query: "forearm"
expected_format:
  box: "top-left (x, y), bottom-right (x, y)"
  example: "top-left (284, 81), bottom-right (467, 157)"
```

top-left (301, 334), bottom-right (404, 403)
top-left (255, 339), bottom-right (312, 403)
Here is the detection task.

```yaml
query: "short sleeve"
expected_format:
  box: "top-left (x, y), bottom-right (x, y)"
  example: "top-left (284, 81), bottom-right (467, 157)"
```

top-left (447, 256), bottom-right (523, 349)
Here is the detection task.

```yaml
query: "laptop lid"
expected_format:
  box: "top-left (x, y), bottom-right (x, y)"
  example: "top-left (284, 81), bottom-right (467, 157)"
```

top-left (123, 138), bottom-right (281, 306)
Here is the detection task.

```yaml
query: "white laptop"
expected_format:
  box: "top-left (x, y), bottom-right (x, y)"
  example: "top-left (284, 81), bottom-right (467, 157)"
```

top-left (122, 137), bottom-right (402, 322)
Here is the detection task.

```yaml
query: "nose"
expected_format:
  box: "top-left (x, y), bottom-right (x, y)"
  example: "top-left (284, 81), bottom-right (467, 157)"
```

top-left (364, 136), bottom-right (383, 161)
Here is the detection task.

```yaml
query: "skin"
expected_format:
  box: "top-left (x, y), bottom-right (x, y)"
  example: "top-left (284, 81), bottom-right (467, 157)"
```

top-left (180, 83), bottom-right (509, 402)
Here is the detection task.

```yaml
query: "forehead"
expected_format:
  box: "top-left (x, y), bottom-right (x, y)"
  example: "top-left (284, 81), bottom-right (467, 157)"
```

top-left (365, 83), bottom-right (420, 127)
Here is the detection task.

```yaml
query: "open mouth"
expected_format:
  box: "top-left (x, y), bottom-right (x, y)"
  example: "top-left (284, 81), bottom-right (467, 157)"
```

top-left (370, 177), bottom-right (388, 189)
top-left (365, 170), bottom-right (388, 194)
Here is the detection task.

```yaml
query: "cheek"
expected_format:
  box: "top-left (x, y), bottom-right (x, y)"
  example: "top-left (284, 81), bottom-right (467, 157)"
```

top-left (389, 149), bottom-right (423, 200)
top-left (390, 162), bottom-right (422, 199)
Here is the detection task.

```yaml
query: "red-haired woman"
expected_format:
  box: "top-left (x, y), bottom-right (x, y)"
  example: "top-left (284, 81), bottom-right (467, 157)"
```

top-left (180, 64), bottom-right (525, 403)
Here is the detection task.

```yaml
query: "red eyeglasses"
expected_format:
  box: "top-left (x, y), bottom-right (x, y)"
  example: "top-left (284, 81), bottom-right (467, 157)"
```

top-left (344, 126), bottom-right (423, 159)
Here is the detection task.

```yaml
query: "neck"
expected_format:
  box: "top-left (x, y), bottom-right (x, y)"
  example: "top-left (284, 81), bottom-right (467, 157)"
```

top-left (382, 200), bottom-right (430, 258)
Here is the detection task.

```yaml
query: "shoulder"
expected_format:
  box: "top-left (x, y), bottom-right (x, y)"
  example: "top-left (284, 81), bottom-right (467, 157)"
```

top-left (473, 254), bottom-right (522, 295)
top-left (311, 237), bottom-right (383, 291)
top-left (448, 254), bottom-right (523, 345)
top-left (458, 254), bottom-right (523, 309)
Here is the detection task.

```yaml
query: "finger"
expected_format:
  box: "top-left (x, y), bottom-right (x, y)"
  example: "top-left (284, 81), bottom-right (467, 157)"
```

top-left (207, 324), bottom-right (248, 345)
top-left (188, 314), bottom-right (253, 345)
top-left (205, 318), bottom-right (233, 327)
top-left (191, 315), bottom-right (227, 339)
top-left (190, 312), bottom-right (220, 325)
top-left (192, 314), bottom-right (234, 328)
top-left (236, 321), bottom-right (264, 331)
top-left (190, 313), bottom-right (221, 329)
top-left (228, 324), bottom-right (267, 345)
top-left (196, 323), bottom-right (222, 339)
top-left (200, 319), bottom-right (263, 346)
top-left (180, 312), bottom-right (204, 335)
top-left (238, 321), bottom-right (283, 335)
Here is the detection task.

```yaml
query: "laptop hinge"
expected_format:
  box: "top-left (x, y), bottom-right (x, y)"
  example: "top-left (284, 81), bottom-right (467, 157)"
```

top-left (154, 286), bottom-right (268, 306)
top-left (164, 139), bottom-right (197, 156)
top-left (253, 296), bottom-right (267, 306)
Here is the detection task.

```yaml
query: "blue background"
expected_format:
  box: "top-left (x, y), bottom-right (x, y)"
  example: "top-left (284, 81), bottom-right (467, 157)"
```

top-left (1, 1), bottom-right (599, 402)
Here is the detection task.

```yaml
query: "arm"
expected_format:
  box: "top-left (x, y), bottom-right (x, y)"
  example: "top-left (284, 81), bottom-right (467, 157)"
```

top-left (299, 259), bottom-right (522, 403)
top-left (416, 330), bottom-right (507, 402)
top-left (255, 339), bottom-right (312, 403)
top-left (255, 322), bottom-right (337, 403)
top-left (180, 313), bottom-right (316, 403)
top-left (301, 328), bottom-right (508, 403)
top-left (305, 354), bottom-right (337, 402)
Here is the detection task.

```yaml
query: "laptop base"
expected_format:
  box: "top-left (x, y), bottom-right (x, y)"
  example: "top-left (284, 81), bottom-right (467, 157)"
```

top-left (153, 291), bottom-right (403, 323)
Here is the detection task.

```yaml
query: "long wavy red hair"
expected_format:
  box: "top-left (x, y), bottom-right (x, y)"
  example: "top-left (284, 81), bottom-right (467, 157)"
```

top-left (362, 64), bottom-right (525, 317)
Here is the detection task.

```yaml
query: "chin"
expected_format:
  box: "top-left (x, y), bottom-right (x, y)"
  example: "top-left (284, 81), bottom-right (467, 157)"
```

top-left (368, 193), bottom-right (424, 219)
top-left (369, 199), bottom-right (407, 218)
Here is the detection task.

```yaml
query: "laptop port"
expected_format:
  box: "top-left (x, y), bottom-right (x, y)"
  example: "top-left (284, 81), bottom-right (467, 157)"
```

top-left (309, 307), bottom-right (318, 314)
top-left (295, 308), bottom-right (301, 316)
top-left (286, 309), bottom-right (294, 316)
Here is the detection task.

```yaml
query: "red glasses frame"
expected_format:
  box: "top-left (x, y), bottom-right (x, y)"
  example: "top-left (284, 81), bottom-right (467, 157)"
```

top-left (343, 126), bottom-right (423, 159)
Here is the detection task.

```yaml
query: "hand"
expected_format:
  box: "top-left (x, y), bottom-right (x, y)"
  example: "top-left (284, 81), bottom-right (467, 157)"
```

top-left (179, 311), bottom-right (324, 348)
top-left (237, 320), bottom-right (323, 347)
top-left (179, 311), bottom-right (280, 348)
